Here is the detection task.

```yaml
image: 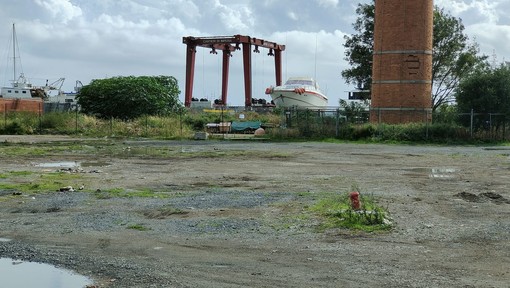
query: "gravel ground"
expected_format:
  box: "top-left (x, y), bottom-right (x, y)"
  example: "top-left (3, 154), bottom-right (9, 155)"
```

top-left (0, 135), bottom-right (509, 287)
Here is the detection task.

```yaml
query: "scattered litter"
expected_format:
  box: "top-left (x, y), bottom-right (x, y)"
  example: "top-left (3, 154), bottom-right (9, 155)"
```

top-left (56, 168), bottom-right (102, 174)
top-left (59, 186), bottom-right (75, 192)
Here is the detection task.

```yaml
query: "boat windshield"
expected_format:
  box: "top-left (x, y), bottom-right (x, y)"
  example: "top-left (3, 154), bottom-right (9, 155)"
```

top-left (286, 79), bottom-right (314, 86)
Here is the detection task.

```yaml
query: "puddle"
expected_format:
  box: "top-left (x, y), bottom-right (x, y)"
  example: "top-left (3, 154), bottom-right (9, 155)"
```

top-left (404, 168), bottom-right (457, 179)
top-left (0, 258), bottom-right (92, 288)
top-left (35, 161), bottom-right (79, 168)
top-left (429, 168), bottom-right (457, 179)
top-left (0, 237), bottom-right (12, 242)
top-left (35, 161), bottom-right (111, 168)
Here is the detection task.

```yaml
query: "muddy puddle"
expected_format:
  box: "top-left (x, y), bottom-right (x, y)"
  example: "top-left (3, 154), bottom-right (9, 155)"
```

top-left (35, 161), bottom-right (79, 168)
top-left (404, 168), bottom-right (458, 179)
top-left (0, 257), bottom-right (92, 288)
top-left (35, 161), bottom-right (110, 168)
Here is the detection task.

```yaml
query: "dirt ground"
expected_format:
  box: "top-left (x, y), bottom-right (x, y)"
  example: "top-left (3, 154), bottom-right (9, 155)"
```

top-left (0, 135), bottom-right (509, 288)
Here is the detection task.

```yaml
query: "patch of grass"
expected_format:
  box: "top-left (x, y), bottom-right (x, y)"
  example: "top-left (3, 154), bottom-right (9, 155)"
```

top-left (2, 171), bottom-right (34, 177)
top-left (0, 172), bottom-right (86, 194)
top-left (94, 187), bottom-right (169, 199)
top-left (126, 223), bottom-right (150, 231)
top-left (177, 150), bottom-right (291, 159)
top-left (265, 198), bottom-right (315, 232)
top-left (310, 192), bottom-right (391, 232)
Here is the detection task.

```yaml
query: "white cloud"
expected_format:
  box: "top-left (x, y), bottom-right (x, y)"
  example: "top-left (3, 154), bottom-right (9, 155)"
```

top-left (435, 0), bottom-right (510, 61)
top-left (315, 0), bottom-right (339, 8)
top-left (435, 0), bottom-right (499, 24)
top-left (468, 23), bottom-right (510, 57)
top-left (212, 0), bottom-right (254, 32)
top-left (287, 11), bottom-right (298, 21)
top-left (34, 0), bottom-right (82, 24)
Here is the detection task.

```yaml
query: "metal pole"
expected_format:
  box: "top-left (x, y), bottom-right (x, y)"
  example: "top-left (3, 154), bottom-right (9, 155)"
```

top-left (39, 102), bottom-right (42, 133)
top-left (335, 108), bottom-right (340, 138)
top-left (470, 109), bottom-right (474, 138)
top-left (425, 109), bottom-right (429, 140)
top-left (75, 105), bottom-right (78, 134)
top-left (489, 113), bottom-right (493, 139)
top-left (179, 109), bottom-right (183, 138)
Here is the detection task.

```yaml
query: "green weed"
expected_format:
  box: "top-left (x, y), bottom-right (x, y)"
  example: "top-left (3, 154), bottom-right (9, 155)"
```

top-left (0, 172), bottom-right (86, 194)
top-left (94, 187), bottom-right (169, 199)
top-left (126, 224), bottom-right (150, 231)
top-left (310, 191), bottom-right (391, 232)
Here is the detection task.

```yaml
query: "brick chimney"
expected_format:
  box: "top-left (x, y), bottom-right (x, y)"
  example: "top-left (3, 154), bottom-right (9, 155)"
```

top-left (370, 0), bottom-right (434, 123)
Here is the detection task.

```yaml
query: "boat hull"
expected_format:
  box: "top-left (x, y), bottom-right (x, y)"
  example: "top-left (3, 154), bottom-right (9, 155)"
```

top-left (269, 89), bottom-right (328, 109)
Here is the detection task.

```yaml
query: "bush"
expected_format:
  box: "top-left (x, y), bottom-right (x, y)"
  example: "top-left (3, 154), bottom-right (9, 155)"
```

top-left (2, 121), bottom-right (26, 134)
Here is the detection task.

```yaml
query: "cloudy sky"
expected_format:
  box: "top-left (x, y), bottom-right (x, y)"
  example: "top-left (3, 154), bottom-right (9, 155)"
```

top-left (0, 0), bottom-right (509, 106)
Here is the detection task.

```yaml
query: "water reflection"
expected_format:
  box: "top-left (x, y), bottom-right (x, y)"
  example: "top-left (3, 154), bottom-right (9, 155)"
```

top-left (0, 258), bottom-right (92, 288)
top-left (35, 161), bottom-right (79, 168)
top-left (429, 168), bottom-right (457, 179)
top-left (404, 167), bottom-right (458, 179)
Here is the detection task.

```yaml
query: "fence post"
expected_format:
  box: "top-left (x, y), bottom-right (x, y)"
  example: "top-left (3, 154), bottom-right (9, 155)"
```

top-left (179, 109), bottom-right (183, 138)
top-left (425, 109), bottom-right (429, 140)
top-left (335, 108), bottom-right (340, 138)
top-left (39, 102), bottom-right (42, 133)
top-left (501, 114), bottom-right (505, 140)
top-left (145, 114), bottom-right (148, 137)
top-left (75, 105), bottom-right (79, 134)
top-left (470, 109), bottom-right (474, 138)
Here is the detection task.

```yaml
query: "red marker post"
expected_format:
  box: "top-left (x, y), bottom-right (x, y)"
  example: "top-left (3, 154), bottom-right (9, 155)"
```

top-left (349, 191), bottom-right (361, 210)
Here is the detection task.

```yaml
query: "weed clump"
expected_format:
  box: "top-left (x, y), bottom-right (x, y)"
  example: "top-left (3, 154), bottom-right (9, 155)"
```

top-left (310, 190), bottom-right (391, 232)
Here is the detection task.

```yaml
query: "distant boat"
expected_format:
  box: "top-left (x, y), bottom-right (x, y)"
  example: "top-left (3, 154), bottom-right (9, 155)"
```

top-left (0, 23), bottom-right (47, 99)
top-left (265, 77), bottom-right (328, 108)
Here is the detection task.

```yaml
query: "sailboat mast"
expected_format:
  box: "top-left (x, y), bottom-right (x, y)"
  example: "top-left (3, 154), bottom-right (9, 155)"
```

top-left (12, 23), bottom-right (16, 83)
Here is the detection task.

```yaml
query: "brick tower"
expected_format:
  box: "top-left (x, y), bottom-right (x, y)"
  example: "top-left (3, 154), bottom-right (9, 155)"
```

top-left (370, 0), bottom-right (433, 123)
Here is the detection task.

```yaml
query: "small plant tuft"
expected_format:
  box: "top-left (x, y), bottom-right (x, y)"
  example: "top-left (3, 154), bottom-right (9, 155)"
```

top-left (310, 190), bottom-right (391, 232)
top-left (126, 223), bottom-right (150, 231)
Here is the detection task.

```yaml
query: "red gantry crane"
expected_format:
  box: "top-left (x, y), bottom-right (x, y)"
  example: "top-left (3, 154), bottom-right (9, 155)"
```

top-left (182, 35), bottom-right (285, 107)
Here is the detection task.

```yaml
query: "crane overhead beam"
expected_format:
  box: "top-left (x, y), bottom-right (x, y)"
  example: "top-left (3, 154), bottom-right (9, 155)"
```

top-left (182, 35), bottom-right (285, 51)
top-left (183, 34), bottom-right (285, 108)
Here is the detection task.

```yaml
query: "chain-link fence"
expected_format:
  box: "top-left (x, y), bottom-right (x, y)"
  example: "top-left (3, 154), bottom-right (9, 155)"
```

top-left (1, 105), bottom-right (508, 141)
top-left (278, 107), bottom-right (509, 141)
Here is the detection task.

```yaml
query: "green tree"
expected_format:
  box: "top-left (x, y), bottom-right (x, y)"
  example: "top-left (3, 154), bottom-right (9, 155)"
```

top-left (432, 8), bottom-right (487, 111)
top-left (341, 1), bottom-right (487, 110)
top-left (456, 64), bottom-right (510, 116)
top-left (76, 75), bottom-right (182, 120)
top-left (339, 99), bottom-right (369, 123)
top-left (341, 2), bottom-right (374, 92)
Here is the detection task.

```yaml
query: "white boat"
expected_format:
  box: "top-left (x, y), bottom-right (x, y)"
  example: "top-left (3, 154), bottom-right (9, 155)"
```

top-left (0, 24), bottom-right (47, 100)
top-left (265, 77), bottom-right (328, 108)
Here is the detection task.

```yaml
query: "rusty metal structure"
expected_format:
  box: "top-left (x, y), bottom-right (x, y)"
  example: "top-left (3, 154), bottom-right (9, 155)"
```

top-left (182, 35), bottom-right (285, 107)
top-left (370, 0), bottom-right (434, 123)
